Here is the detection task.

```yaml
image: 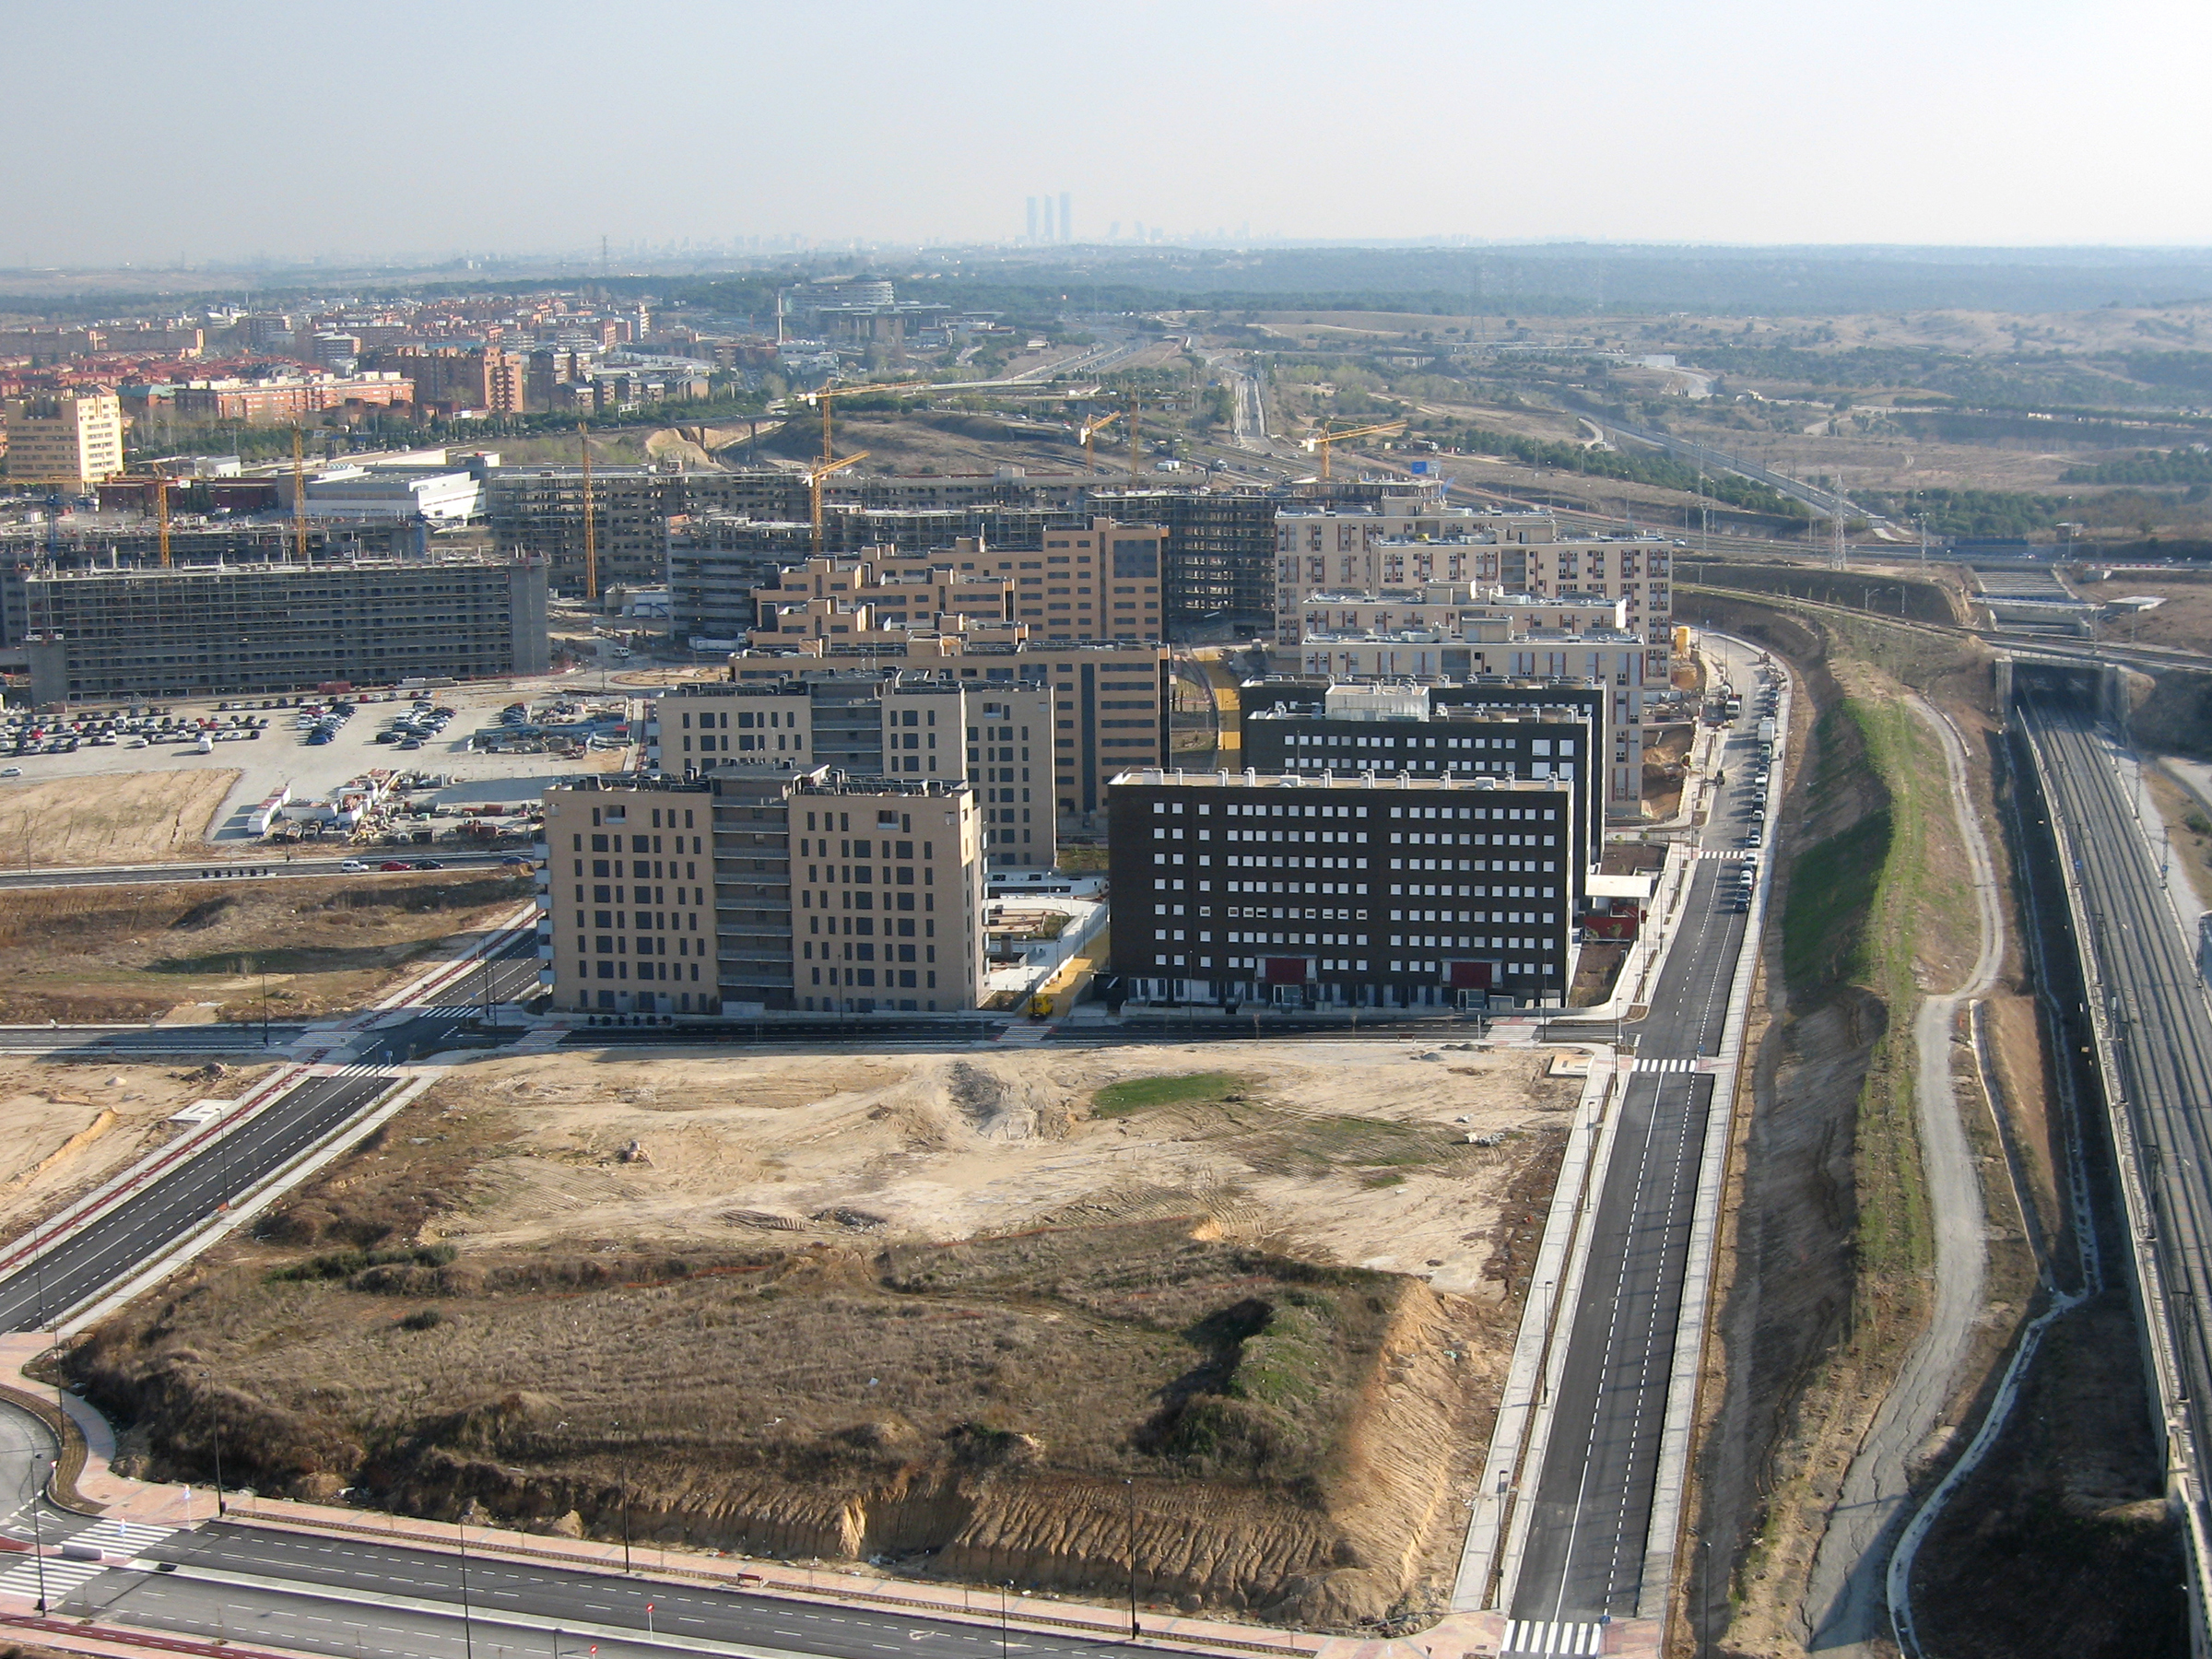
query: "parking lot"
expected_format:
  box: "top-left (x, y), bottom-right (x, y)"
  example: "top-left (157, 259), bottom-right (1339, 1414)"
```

top-left (0, 674), bottom-right (639, 846)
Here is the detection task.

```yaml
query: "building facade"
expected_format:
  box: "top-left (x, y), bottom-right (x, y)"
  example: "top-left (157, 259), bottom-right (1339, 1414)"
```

top-left (1106, 769), bottom-right (1583, 1009)
top-left (538, 769), bottom-right (984, 1016)
top-left (649, 673), bottom-right (1056, 868)
top-left (21, 556), bottom-right (549, 702)
top-left (2, 392), bottom-right (126, 488)
top-left (729, 636), bottom-right (1167, 823)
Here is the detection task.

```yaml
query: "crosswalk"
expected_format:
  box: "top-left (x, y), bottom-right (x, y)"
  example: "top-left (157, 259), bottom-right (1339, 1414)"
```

top-left (1693, 848), bottom-right (1759, 860)
top-left (1632, 1056), bottom-right (1695, 1074)
top-left (1501, 1618), bottom-right (1606, 1655)
top-left (0, 1519), bottom-right (173, 1604)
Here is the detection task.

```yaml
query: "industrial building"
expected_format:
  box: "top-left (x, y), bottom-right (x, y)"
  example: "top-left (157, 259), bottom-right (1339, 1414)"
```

top-left (1106, 768), bottom-right (1586, 1010)
top-left (19, 555), bottom-right (549, 702)
top-left (537, 769), bottom-right (985, 1016)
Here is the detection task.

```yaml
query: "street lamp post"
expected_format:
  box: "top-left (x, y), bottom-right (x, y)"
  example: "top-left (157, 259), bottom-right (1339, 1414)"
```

top-left (28, 1452), bottom-right (48, 1613)
top-left (1124, 1477), bottom-right (1139, 1640)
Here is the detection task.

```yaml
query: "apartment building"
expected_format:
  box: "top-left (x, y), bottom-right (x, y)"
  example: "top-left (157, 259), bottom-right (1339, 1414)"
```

top-left (745, 520), bottom-right (1165, 646)
top-left (1106, 769), bottom-right (1583, 1009)
top-left (730, 635), bottom-right (1166, 822)
top-left (1, 392), bottom-right (125, 488)
top-left (1253, 640), bottom-right (1651, 813)
top-left (649, 673), bottom-right (1056, 868)
top-left (1274, 512), bottom-right (1675, 653)
top-left (1241, 683), bottom-right (1606, 857)
top-left (1089, 488), bottom-right (1280, 635)
top-left (486, 466), bottom-right (680, 592)
top-left (170, 373), bottom-right (415, 422)
top-left (538, 770), bottom-right (984, 1016)
top-left (20, 555), bottom-right (549, 702)
top-left (1280, 584), bottom-right (1627, 643)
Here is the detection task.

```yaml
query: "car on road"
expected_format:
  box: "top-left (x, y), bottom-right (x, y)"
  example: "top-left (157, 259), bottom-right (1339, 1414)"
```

top-left (341, 859), bottom-right (371, 871)
top-left (0, 767), bottom-right (19, 778)
top-left (378, 860), bottom-right (413, 871)
top-left (410, 859), bottom-right (444, 870)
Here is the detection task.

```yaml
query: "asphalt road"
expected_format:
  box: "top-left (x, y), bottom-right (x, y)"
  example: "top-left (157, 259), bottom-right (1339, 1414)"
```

top-left (0, 1058), bottom-right (425, 1332)
top-left (23, 1519), bottom-right (1176, 1659)
top-left (2018, 696), bottom-right (2212, 1562)
top-left (0, 1023), bottom-right (311, 1055)
top-left (1509, 647), bottom-right (1771, 1622)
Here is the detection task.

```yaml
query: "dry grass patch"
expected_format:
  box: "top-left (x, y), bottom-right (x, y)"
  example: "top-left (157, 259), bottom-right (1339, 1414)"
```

top-left (0, 770), bottom-right (239, 865)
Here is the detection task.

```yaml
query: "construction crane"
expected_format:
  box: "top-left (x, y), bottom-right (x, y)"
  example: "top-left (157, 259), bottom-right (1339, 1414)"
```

top-left (153, 464), bottom-right (171, 569)
top-left (579, 422), bottom-right (598, 602)
top-left (1303, 418), bottom-right (1407, 482)
top-left (290, 429), bottom-right (310, 561)
top-left (802, 381), bottom-right (924, 466)
top-left (808, 453), bottom-right (867, 555)
top-left (1077, 408), bottom-right (1122, 471)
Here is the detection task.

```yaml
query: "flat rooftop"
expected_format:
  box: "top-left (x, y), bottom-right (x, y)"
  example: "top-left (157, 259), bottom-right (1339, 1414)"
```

top-left (1108, 768), bottom-right (1571, 794)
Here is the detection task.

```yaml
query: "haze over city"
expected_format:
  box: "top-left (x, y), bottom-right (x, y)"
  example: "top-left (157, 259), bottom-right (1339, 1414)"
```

top-left (6, 0), bottom-right (2211, 267)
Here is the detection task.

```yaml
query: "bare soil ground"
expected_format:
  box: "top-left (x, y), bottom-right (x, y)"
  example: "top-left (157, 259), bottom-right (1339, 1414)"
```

top-left (2074, 571), bottom-right (2212, 656)
top-left (0, 1056), bottom-right (280, 1239)
top-left (0, 872), bottom-right (531, 1023)
top-left (0, 770), bottom-right (240, 865)
top-left (74, 1041), bottom-right (1583, 1629)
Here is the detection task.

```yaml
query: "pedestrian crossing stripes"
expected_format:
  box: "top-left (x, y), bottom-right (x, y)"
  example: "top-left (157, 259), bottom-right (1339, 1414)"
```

top-left (0, 1522), bottom-right (172, 1605)
top-left (1633, 1056), bottom-right (1694, 1074)
top-left (1695, 848), bottom-right (1760, 860)
top-left (1501, 1618), bottom-right (1606, 1655)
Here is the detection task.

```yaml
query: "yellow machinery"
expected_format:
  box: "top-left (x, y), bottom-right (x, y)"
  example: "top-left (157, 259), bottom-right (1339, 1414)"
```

top-left (1304, 418), bottom-right (1406, 481)
top-left (290, 429), bottom-right (310, 560)
top-left (1077, 407), bottom-right (1123, 471)
top-left (153, 464), bottom-right (171, 568)
top-left (579, 422), bottom-right (598, 601)
top-left (803, 381), bottom-right (924, 466)
top-left (808, 452), bottom-right (867, 554)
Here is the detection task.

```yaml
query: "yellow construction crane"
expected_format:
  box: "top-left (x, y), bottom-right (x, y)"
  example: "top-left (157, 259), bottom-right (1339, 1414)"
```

top-left (1077, 408), bottom-right (1123, 471)
top-left (152, 464), bottom-right (171, 569)
top-left (809, 452), bottom-right (868, 554)
top-left (1304, 418), bottom-right (1407, 482)
top-left (579, 422), bottom-right (598, 602)
top-left (802, 381), bottom-right (924, 466)
top-left (290, 429), bottom-right (310, 560)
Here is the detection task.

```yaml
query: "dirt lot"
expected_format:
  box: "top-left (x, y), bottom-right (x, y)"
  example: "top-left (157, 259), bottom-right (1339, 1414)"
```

top-left (0, 770), bottom-right (239, 865)
top-left (76, 1041), bottom-right (1584, 1629)
top-left (2074, 570), bottom-right (2212, 656)
top-left (0, 1056), bottom-right (280, 1239)
top-left (0, 871), bottom-right (532, 1023)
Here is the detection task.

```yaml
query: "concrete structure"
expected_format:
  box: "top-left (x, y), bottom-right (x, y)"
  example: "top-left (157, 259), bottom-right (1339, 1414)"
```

top-left (486, 466), bottom-right (679, 593)
top-left (1281, 584), bottom-right (1628, 643)
top-left (650, 673), bottom-right (1056, 868)
top-left (539, 769), bottom-right (984, 1016)
top-left (20, 556), bottom-right (549, 702)
top-left (730, 636), bottom-right (1166, 822)
top-left (1107, 769), bottom-right (1584, 1009)
top-left (2, 391), bottom-right (125, 488)
top-left (300, 465), bottom-right (483, 523)
top-left (171, 372), bottom-right (415, 422)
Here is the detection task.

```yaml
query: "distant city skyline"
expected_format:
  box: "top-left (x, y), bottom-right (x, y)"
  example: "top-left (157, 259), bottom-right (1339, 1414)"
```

top-left (6, 0), bottom-right (2209, 269)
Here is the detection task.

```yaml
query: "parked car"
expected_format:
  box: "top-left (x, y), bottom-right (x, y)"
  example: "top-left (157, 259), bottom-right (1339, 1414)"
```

top-left (0, 767), bottom-right (20, 779)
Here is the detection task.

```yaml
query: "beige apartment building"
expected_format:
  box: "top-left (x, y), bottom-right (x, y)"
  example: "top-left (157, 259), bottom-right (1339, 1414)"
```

top-left (1277, 513), bottom-right (1674, 653)
top-left (730, 633), bottom-right (1167, 823)
top-left (1279, 585), bottom-right (1629, 643)
top-left (538, 769), bottom-right (984, 1016)
top-left (2, 391), bottom-right (125, 489)
top-left (650, 673), bottom-right (1057, 869)
top-left (747, 518), bottom-right (1165, 647)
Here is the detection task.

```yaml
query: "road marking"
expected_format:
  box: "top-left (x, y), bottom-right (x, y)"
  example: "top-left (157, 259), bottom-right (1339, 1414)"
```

top-left (1502, 1618), bottom-right (1605, 1654)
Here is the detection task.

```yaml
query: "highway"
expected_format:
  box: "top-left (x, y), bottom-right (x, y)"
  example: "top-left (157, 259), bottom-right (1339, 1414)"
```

top-left (1507, 644), bottom-right (1771, 1629)
top-left (2017, 693), bottom-right (2212, 1606)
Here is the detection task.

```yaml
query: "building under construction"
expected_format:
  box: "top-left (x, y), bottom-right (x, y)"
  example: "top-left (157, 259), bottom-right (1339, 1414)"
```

top-left (18, 555), bottom-right (549, 703)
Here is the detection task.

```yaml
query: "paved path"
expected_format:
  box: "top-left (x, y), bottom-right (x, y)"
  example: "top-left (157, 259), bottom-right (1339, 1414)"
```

top-left (1803, 696), bottom-right (2002, 1653)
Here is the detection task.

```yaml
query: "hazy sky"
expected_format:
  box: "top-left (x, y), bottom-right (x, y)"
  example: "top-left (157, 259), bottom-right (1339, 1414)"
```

top-left (9, 0), bottom-right (2209, 266)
